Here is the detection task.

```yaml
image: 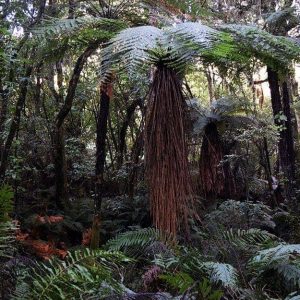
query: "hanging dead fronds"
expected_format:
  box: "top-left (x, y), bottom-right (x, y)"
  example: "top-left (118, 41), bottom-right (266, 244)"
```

top-left (199, 123), bottom-right (236, 202)
top-left (145, 65), bottom-right (193, 237)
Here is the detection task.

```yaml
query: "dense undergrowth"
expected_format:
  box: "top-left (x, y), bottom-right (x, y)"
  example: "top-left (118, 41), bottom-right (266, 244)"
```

top-left (1, 1), bottom-right (300, 300)
top-left (2, 183), bottom-right (300, 300)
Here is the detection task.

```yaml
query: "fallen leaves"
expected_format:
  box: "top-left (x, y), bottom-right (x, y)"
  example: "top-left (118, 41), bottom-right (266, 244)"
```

top-left (82, 228), bottom-right (92, 246)
top-left (35, 215), bottom-right (64, 224)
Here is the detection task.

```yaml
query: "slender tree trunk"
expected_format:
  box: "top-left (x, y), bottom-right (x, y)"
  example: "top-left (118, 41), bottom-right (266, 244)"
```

top-left (267, 67), bottom-right (296, 206)
top-left (90, 79), bottom-right (112, 249)
top-left (0, 82), bottom-right (8, 146)
top-left (282, 80), bottom-right (296, 206)
top-left (128, 126), bottom-right (144, 198)
top-left (117, 99), bottom-right (142, 167)
top-left (54, 43), bottom-right (99, 209)
top-left (0, 66), bottom-right (33, 180)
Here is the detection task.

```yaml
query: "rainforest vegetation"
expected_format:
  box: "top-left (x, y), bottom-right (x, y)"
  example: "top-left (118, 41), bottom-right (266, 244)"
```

top-left (1, 0), bottom-right (300, 299)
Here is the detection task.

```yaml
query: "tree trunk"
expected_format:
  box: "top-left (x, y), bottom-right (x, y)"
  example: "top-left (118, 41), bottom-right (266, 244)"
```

top-left (54, 43), bottom-right (99, 209)
top-left (0, 66), bottom-right (33, 180)
top-left (282, 80), bottom-right (296, 206)
top-left (117, 99), bottom-right (142, 167)
top-left (145, 65), bottom-right (193, 237)
top-left (199, 122), bottom-right (236, 202)
top-left (90, 80), bottom-right (112, 249)
top-left (267, 67), bottom-right (296, 206)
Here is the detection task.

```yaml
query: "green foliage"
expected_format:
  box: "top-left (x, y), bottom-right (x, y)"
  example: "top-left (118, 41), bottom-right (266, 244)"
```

top-left (155, 246), bottom-right (239, 290)
top-left (160, 273), bottom-right (223, 299)
top-left (101, 22), bottom-right (234, 79)
top-left (31, 17), bottom-right (125, 41)
top-left (204, 200), bottom-right (276, 231)
top-left (204, 262), bottom-right (239, 289)
top-left (160, 271), bottom-right (194, 294)
top-left (105, 227), bottom-right (171, 257)
top-left (220, 24), bottom-right (300, 69)
top-left (197, 278), bottom-right (223, 300)
top-left (223, 228), bottom-right (278, 251)
top-left (0, 184), bottom-right (14, 222)
top-left (249, 244), bottom-right (300, 292)
top-left (189, 97), bottom-right (253, 134)
top-left (0, 185), bottom-right (15, 259)
top-left (18, 248), bottom-right (132, 300)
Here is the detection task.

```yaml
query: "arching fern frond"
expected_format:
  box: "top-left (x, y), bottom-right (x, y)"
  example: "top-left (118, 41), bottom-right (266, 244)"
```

top-left (189, 97), bottom-right (253, 134)
top-left (265, 7), bottom-right (300, 35)
top-left (204, 262), bottom-right (239, 289)
top-left (30, 17), bottom-right (125, 41)
top-left (220, 24), bottom-right (300, 68)
top-left (223, 228), bottom-right (278, 251)
top-left (101, 25), bottom-right (164, 78)
top-left (22, 249), bottom-right (131, 300)
top-left (249, 244), bottom-right (300, 291)
top-left (101, 22), bottom-right (234, 80)
top-left (105, 227), bottom-right (172, 257)
top-left (168, 22), bottom-right (234, 66)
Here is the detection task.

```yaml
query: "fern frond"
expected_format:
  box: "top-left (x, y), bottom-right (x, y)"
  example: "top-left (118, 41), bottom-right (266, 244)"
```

top-left (105, 227), bottom-right (172, 258)
top-left (158, 246), bottom-right (240, 290)
top-left (189, 97), bottom-right (253, 134)
top-left (101, 25), bottom-right (164, 79)
top-left (249, 244), bottom-right (300, 291)
top-left (0, 221), bottom-right (18, 259)
top-left (220, 24), bottom-right (300, 68)
top-left (204, 262), bottom-right (239, 289)
top-left (31, 17), bottom-right (125, 40)
top-left (265, 7), bottom-right (300, 34)
top-left (223, 228), bottom-right (278, 250)
top-left (168, 22), bottom-right (234, 67)
top-left (101, 22), bottom-right (234, 79)
top-left (26, 249), bottom-right (131, 300)
top-left (159, 272), bottom-right (194, 294)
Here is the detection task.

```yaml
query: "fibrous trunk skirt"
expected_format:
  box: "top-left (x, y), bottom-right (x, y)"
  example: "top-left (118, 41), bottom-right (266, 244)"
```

top-left (145, 65), bottom-right (193, 236)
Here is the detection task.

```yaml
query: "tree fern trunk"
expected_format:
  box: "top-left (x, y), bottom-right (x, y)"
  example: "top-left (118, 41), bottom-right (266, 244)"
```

top-left (199, 123), bottom-right (236, 203)
top-left (145, 65), bottom-right (193, 237)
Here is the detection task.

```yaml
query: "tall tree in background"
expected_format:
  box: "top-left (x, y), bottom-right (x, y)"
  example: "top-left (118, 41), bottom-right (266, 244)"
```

top-left (222, 23), bottom-right (300, 208)
top-left (29, 15), bottom-right (126, 209)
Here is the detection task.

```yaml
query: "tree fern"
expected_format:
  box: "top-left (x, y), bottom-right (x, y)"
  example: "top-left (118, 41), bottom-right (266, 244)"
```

top-left (20, 248), bottom-right (131, 300)
top-left (101, 22), bottom-right (234, 79)
top-left (189, 97), bottom-right (253, 135)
